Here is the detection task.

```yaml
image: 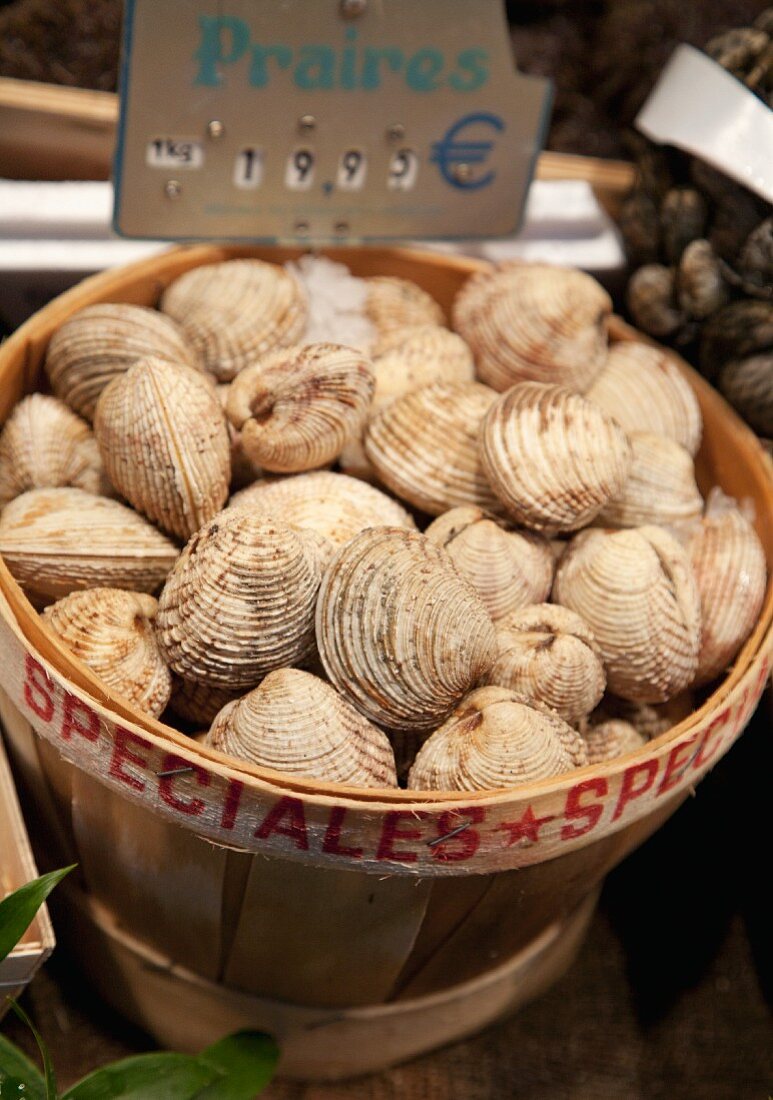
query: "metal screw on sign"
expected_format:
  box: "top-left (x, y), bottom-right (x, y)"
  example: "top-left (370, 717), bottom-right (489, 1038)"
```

top-left (164, 179), bottom-right (182, 200)
top-left (451, 163), bottom-right (473, 184)
top-left (207, 119), bottom-right (225, 140)
top-left (386, 123), bottom-right (405, 144)
top-left (339, 0), bottom-right (367, 18)
top-left (334, 220), bottom-right (350, 236)
top-left (298, 114), bottom-right (317, 134)
top-left (295, 220), bottom-right (311, 236)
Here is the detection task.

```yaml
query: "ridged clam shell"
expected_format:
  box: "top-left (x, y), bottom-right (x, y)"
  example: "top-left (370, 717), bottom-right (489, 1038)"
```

top-left (167, 676), bottom-right (240, 728)
top-left (686, 508), bottom-right (767, 685)
top-left (227, 343), bottom-right (374, 473)
top-left (424, 507), bottom-right (553, 620)
top-left (156, 513), bottom-right (325, 690)
top-left (718, 355), bottom-right (773, 438)
top-left (45, 303), bottom-right (199, 420)
top-left (589, 693), bottom-right (694, 740)
top-left (316, 527), bottom-right (497, 732)
top-left (480, 382), bottom-right (632, 533)
top-left (485, 603), bottom-right (606, 724)
top-left (95, 357), bottom-right (231, 540)
top-left (0, 488), bottom-right (179, 604)
top-left (206, 669), bottom-right (398, 788)
top-left (160, 259), bottom-right (307, 382)
top-left (42, 588), bottom-right (171, 717)
top-left (553, 525), bottom-right (701, 703)
top-left (364, 277), bottom-right (445, 354)
top-left (216, 384), bottom-right (263, 490)
top-left (587, 341), bottom-right (702, 456)
top-left (229, 470), bottom-right (416, 546)
top-left (407, 686), bottom-right (588, 792)
top-left (582, 720), bottom-right (648, 764)
top-left (0, 394), bottom-right (111, 507)
top-left (598, 432), bottom-right (703, 529)
top-left (452, 262), bottom-right (611, 393)
top-left (370, 326), bottom-right (475, 411)
top-left (364, 381), bottom-right (502, 516)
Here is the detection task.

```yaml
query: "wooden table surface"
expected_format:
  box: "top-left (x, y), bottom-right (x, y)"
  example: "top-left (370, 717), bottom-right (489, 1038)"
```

top-left (3, 698), bottom-right (772, 1099)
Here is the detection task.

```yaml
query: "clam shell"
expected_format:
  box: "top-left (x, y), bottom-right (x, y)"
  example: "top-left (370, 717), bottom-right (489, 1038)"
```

top-left (95, 357), bottom-right (231, 540)
top-left (370, 326), bottom-right (475, 411)
top-left (42, 588), bottom-right (171, 717)
top-left (229, 470), bottom-right (416, 547)
top-left (227, 343), bottom-right (374, 473)
top-left (160, 259), bottom-right (307, 382)
top-left (216, 384), bottom-right (263, 490)
top-left (45, 303), bottom-right (199, 420)
top-left (582, 720), bottom-right (648, 764)
top-left (485, 603), bottom-right (606, 725)
top-left (364, 277), bottom-right (445, 354)
top-left (590, 693), bottom-right (694, 740)
top-left (407, 686), bottom-right (588, 792)
top-left (0, 394), bottom-right (111, 508)
top-left (553, 525), bottom-right (701, 703)
top-left (0, 487), bottom-right (179, 604)
top-left (167, 676), bottom-right (240, 728)
top-left (364, 380), bottom-right (502, 516)
top-left (686, 508), bottom-right (767, 685)
top-left (718, 355), bottom-right (773, 438)
top-left (480, 382), bottom-right (632, 534)
top-left (598, 432), bottom-right (703, 529)
top-left (424, 507), bottom-right (553, 620)
top-left (206, 669), bottom-right (398, 788)
top-left (587, 341), bottom-right (702, 456)
top-left (316, 527), bottom-right (497, 732)
top-left (452, 262), bottom-right (611, 393)
top-left (156, 513), bottom-right (326, 690)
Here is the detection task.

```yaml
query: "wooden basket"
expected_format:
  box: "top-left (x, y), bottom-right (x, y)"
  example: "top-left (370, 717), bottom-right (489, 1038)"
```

top-left (0, 245), bottom-right (771, 1079)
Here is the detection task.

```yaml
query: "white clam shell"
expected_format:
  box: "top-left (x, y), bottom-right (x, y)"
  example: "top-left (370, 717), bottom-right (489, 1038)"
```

top-left (364, 276), bottom-right (445, 355)
top-left (598, 432), bottom-right (703, 529)
top-left (160, 259), bottom-right (307, 382)
top-left (589, 693), bottom-right (694, 740)
top-left (485, 603), bottom-right (606, 725)
top-left (553, 525), bottom-right (701, 703)
top-left (156, 512), bottom-right (326, 690)
top-left (44, 303), bottom-right (199, 420)
top-left (227, 343), bottom-right (374, 473)
top-left (582, 720), bottom-right (648, 764)
top-left (480, 382), bottom-right (632, 534)
top-left (316, 527), bottom-right (497, 732)
top-left (364, 380), bottom-right (503, 516)
top-left (207, 669), bottom-right (398, 788)
top-left (94, 356), bottom-right (231, 540)
top-left (586, 341), bottom-right (702, 456)
top-left (424, 506), bottom-right (554, 620)
top-left (0, 394), bottom-right (111, 508)
top-left (452, 262), bottom-right (611, 393)
top-left (42, 588), bottom-right (171, 717)
top-left (407, 685), bottom-right (588, 792)
top-left (0, 487), bottom-right (179, 604)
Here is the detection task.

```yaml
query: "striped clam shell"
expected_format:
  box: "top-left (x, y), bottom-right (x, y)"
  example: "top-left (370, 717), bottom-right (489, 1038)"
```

top-left (553, 525), bottom-right (701, 703)
top-left (598, 432), bottom-right (703, 529)
top-left (407, 686), bottom-right (588, 792)
top-left (485, 603), bottom-right (606, 725)
top-left (42, 588), bottom-right (171, 718)
top-left (424, 506), bottom-right (554, 620)
top-left (452, 262), bottom-right (611, 393)
top-left (480, 382), bottom-right (632, 534)
top-left (160, 259), bottom-right (307, 382)
top-left (206, 669), bottom-right (398, 788)
top-left (316, 527), bottom-right (497, 733)
top-left (0, 394), bottom-right (112, 508)
top-left (156, 512), bottom-right (327, 690)
top-left (226, 343), bottom-right (374, 473)
top-left (229, 470), bottom-right (416, 547)
top-left (364, 276), bottom-right (445, 355)
top-left (216, 384), bottom-right (263, 491)
top-left (582, 720), bottom-right (648, 765)
top-left (686, 507), bottom-right (767, 686)
top-left (364, 380), bottom-right (503, 516)
top-left (44, 303), bottom-right (199, 420)
top-left (0, 487), bottom-right (179, 605)
top-left (167, 676), bottom-right (240, 729)
top-left (94, 357), bottom-right (231, 540)
top-left (586, 341), bottom-right (702, 456)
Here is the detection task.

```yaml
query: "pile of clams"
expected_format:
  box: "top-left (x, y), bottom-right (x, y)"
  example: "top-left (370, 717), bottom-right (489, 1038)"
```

top-left (0, 257), bottom-right (767, 794)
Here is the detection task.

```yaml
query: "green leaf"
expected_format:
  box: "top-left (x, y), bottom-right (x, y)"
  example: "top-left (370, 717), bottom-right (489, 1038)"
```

top-left (0, 866), bottom-right (75, 963)
top-left (194, 1032), bottom-right (279, 1098)
top-left (61, 1054), bottom-right (215, 1099)
top-left (8, 1001), bottom-right (57, 1100)
top-left (0, 1032), bottom-right (46, 1100)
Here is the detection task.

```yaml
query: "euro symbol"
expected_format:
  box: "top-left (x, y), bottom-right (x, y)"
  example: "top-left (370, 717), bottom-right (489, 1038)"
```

top-left (430, 112), bottom-right (505, 190)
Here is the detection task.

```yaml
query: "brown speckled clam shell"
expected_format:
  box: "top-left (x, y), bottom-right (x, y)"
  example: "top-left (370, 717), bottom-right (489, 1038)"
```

top-left (598, 432), bottom-right (703, 529)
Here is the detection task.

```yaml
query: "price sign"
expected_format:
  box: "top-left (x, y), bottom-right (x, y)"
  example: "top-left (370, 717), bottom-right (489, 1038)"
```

top-left (113, 0), bottom-right (552, 242)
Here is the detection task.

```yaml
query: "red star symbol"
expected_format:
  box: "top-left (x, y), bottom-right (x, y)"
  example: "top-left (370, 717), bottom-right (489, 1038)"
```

top-left (496, 805), bottom-right (556, 846)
